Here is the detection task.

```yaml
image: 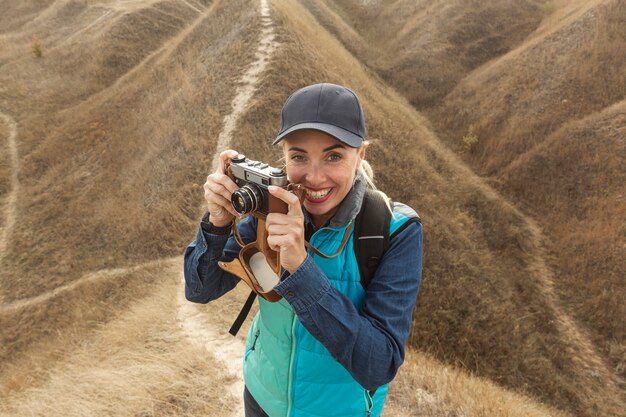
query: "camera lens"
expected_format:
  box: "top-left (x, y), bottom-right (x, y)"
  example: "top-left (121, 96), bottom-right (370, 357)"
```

top-left (232, 184), bottom-right (263, 215)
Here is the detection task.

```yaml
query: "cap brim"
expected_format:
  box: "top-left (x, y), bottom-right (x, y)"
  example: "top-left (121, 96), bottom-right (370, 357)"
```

top-left (272, 122), bottom-right (363, 148)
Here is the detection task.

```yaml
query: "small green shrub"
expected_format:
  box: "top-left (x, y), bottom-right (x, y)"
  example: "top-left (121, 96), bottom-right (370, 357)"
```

top-left (540, 1), bottom-right (555, 16)
top-left (31, 36), bottom-right (43, 58)
top-left (462, 125), bottom-right (479, 152)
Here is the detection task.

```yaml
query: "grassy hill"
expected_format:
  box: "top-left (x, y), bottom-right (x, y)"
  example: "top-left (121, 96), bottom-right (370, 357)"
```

top-left (499, 100), bottom-right (626, 373)
top-left (430, 0), bottom-right (626, 379)
top-left (0, 0), bottom-right (260, 383)
top-left (229, 1), bottom-right (625, 415)
top-left (297, 0), bottom-right (546, 109)
top-left (300, 0), bottom-right (626, 403)
top-left (0, 0), bottom-right (624, 416)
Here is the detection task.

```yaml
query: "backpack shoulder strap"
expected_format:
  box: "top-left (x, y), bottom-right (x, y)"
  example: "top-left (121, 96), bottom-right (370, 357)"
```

top-left (354, 189), bottom-right (392, 290)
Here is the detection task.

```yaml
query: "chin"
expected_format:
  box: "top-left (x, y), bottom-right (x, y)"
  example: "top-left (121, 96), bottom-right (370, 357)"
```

top-left (304, 201), bottom-right (335, 216)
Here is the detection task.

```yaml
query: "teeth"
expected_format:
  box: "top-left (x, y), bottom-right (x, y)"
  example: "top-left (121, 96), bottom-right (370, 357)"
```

top-left (306, 188), bottom-right (331, 199)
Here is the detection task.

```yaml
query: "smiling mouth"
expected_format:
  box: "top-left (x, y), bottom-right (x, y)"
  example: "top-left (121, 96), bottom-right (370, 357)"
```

top-left (305, 187), bottom-right (333, 202)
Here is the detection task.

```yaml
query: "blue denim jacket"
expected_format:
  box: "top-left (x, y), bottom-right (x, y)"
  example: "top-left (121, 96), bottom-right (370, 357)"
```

top-left (184, 177), bottom-right (422, 390)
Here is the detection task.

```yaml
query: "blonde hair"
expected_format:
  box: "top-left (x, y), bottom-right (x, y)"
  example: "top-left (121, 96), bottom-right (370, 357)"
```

top-left (357, 143), bottom-right (394, 214)
top-left (358, 159), bottom-right (375, 189)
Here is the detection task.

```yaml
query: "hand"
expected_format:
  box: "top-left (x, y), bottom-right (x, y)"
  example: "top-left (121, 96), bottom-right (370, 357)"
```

top-left (265, 185), bottom-right (308, 273)
top-left (203, 149), bottom-right (241, 227)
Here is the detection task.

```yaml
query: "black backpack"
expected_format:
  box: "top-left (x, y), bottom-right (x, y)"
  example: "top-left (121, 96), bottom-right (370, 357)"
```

top-left (229, 189), bottom-right (416, 335)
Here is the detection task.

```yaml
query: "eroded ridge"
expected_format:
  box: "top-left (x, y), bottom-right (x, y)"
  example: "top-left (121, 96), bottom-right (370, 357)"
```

top-left (0, 112), bottom-right (19, 307)
top-left (179, 0), bottom-right (280, 415)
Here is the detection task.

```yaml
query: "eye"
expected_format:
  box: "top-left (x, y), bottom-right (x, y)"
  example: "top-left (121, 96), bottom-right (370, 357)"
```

top-left (327, 153), bottom-right (342, 162)
top-left (290, 154), bottom-right (306, 162)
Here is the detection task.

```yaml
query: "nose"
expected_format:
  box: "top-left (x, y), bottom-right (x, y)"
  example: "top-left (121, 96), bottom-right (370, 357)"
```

top-left (305, 163), bottom-right (325, 186)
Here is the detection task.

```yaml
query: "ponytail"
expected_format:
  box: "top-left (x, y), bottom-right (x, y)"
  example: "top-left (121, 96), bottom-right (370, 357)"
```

top-left (357, 146), bottom-right (393, 214)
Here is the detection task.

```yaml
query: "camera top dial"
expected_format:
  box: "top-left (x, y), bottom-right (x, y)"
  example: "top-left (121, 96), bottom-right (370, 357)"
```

top-left (229, 157), bottom-right (288, 188)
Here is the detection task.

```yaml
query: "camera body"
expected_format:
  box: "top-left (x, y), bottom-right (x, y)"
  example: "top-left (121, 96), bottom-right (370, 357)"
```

top-left (229, 155), bottom-right (289, 217)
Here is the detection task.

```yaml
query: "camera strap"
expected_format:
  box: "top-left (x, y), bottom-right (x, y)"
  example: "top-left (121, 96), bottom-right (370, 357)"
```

top-left (227, 221), bottom-right (353, 336)
top-left (229, 291), bottom-right (257, 336)
top-left (303, 222), bottom-right (353, 259)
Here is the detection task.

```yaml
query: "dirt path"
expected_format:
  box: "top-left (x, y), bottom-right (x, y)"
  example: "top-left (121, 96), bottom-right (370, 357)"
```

top-left (521, 216), bottom-right (626, 391)
top-left (179, 0), bottom-right (204, 14)
top-left (177, 0), bottom-right (279, 415)
top-left (0, 112), bottom-right (19, 305)
top-left (1, 2), bottom-right (279, 410)
top-left (210, 0), bottom-right (279, 170)
top-left (0, 112), bottom-right (18, 258)
top-left (0, 257), bottom-right (177, 314)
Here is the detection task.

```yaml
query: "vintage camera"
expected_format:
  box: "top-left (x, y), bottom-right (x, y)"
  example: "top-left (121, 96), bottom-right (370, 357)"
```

top-left (228, 155), bottom-right (289, 217)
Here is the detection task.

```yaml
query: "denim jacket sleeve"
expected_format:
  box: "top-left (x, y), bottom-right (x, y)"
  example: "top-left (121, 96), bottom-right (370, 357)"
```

top-left (183, 215), bottom-right (258, 303)
top-left (273, 221), bottom-right (423, 391)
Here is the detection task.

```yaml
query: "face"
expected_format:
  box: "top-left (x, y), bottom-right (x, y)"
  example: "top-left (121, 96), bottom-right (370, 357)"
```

top-left (283, 130), bottom-right (366, 225)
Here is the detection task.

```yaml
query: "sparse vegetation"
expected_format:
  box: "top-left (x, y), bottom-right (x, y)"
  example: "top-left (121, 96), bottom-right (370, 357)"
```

top-left (540, 1), bottom-right (556, 16)
top-left (462, 124), bottom-right (479, 152)
top-left (0, 0), bottom-right (623, 416)
top-left (0, 269), bottom-right (237, 417)
top-left (30, 35), bottom-right (43, 58)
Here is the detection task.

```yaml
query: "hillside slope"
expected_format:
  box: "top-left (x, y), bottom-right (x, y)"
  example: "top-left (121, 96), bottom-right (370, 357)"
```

top-left (433, 0), bottom-right (625, 174)
top-left (500, 100), bottom-right (626, 372)
top-left (0, 1), bottom-right (623, 417)
top-left (0, 0), bottom-right (259, 302)
top-left (429, 0), bottom-right (626, 376)
top-left (0, 0), bottom-right (262, 379)
top-left (298, 0), bottom-right (546, 109)
top-left (225, 1), bottom-right (625, 415)
top-left (300, 0), bottom-right (626, 390)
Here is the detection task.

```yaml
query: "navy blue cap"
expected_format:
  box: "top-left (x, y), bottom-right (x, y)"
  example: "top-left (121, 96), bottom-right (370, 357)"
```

top-left (273, 83), bottom-right (366, 148)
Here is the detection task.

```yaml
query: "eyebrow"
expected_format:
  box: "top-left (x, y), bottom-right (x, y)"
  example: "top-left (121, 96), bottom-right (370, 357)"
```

top-left (288, 144), bottom-right (347, 153)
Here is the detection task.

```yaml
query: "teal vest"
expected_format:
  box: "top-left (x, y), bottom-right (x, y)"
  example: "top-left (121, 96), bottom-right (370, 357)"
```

top-left (243, 212), bottom-right (411, 417)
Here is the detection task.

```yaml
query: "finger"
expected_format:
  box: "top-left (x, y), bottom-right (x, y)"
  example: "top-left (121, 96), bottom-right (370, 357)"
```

top-left (266, 234), bottom-right (281, 252)
top-left (266, 234), bottom-right (295, 252)
top-left (208, 195), bottom-right (239, 218)
top-left (204, 188), bottom-right (241, 217)
top-left (210, 172), bottom-right (239, 195)
top-left (265, 213), bottom-right (303, 230)
top-left (205, 177), bottom-right (236, 203)
top-left (217, 149), bottom-right (241, 174)
top-left (268, 186), bottom-right (303, 216)
top-left (265, 212), bottom-right (286, 227)
top-left (266, 223), bottom-right (293, 236)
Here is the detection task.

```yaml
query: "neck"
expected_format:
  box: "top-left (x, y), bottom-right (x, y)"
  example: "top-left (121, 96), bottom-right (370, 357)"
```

top-left (311, 208), bottom-right (338, 229)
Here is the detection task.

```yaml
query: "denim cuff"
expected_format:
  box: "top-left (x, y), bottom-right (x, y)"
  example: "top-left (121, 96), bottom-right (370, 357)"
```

top-left (274, 255), bottom-right (332, 312)
top-left (196, 224), bottom-right (230, 262)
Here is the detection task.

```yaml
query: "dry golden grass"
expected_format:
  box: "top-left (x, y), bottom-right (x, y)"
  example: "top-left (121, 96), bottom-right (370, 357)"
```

top-left (500, 100), bottom-right (626, 375)
top-left (301, 0), bottom-right (546, 109)
top-left (0, 121), bottom-right (9, 210)
top-left (386, 348), bottom-right (572, 417)
top-left (0, 0), bottom-right (261, 397)
top-left (228, 0), bottom-right (625, 415)
top-left (0, 0), bottom-right (262, 301)
top-left (433, 0), bottom-right (625, 175)
top-left (0, 0), bottom-right (55, 34)
top-left (1, 261), bottom-right (237, 417)
top-left (0, 0), bottom-right (624, 417)
top-left (0, 258), bottom-right (178, 389)
top-left (426, 0), bottom-right (626, 378)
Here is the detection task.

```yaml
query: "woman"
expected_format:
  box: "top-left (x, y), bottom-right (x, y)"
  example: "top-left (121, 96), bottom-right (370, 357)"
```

top-left (184, 83), bottom-right (422, 417)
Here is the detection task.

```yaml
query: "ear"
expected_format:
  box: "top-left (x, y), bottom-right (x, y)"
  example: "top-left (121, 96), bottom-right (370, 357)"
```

top-left (358, 142), bottom-right (368, 162)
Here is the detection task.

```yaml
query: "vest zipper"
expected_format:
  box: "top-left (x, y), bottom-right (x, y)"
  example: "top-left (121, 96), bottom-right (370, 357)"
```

top-left (286, 315), bottom-right (297, 417)
top-left (251, 329), bottom-right (260, 351)
top-left (364, 389), bottom-right (374, 416)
